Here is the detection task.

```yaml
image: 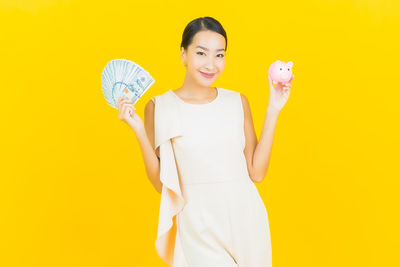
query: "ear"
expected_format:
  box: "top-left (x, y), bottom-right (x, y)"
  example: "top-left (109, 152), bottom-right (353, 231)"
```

top-left (180, 47), bottom-right (186, 62)
top-left (288, 61), bottom-right (293, 67)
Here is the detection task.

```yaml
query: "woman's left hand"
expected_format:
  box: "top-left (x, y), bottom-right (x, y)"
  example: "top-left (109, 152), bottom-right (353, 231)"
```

top-left (267, 74), bottom-right (294, 112)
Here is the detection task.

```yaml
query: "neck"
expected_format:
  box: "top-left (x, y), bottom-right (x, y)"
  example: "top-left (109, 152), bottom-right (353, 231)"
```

top-left (178, 72), bottom-right (215, 97)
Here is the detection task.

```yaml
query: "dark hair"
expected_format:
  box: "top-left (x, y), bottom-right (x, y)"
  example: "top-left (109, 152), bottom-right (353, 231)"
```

top-left (180, 17), bottom-right (227, 52)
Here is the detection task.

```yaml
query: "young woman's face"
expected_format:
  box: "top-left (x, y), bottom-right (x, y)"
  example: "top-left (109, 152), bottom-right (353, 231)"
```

top-left (181, 30), bottom-right (226, 87)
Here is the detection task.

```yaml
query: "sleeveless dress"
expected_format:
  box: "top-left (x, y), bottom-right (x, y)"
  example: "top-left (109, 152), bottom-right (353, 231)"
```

top-left (151, 88), bottom-right (272, 267)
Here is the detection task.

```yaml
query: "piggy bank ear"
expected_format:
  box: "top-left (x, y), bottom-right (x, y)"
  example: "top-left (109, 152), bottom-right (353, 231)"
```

top-left (288, 61), bottom-right (293, 67)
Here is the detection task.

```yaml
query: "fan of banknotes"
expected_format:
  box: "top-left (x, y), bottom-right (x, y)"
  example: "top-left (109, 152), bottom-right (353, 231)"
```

top-left (101, 59), bottom-right (155, 109)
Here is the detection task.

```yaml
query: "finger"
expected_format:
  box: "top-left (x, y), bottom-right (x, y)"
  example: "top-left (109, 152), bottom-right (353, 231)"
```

top-left (123, 106), bottom-right (133, 118)
top-left (120, 104), bottom-right (126, 117)
top-left (122, 103), bottom-right (134, 115)
top-left (117, 96), bottom-right (123, 106)
top-left (118, 94), bottom-right (125, 104)
top-left (126, 106), bottom-right (133, 117)
top-left (119, 99), bottom-right (132, 109)
top-left (121, 100), bottom-right (132, 106)
top-left (117, 100), bottom-right (124, 110)
top-left (283, 82), bottom-right (292, 90)
top-left (118, 97), bottom-right (125, 105)
top-left (122, 102), bottom-right (133, 109)
top-left (268, 75), bottom-right (274, 89)
top-left (128, 106), bottom-right (136, 117)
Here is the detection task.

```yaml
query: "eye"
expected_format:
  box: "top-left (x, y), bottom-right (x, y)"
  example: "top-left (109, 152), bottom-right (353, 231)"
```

top-left (196, 51), bottom-right (205, 55)
top-left (288, 68), bottom-right (290, 71)
top-left (280, 68), bottom-right (282, 70)
top-left (217, 54), bottom-right (225, 58)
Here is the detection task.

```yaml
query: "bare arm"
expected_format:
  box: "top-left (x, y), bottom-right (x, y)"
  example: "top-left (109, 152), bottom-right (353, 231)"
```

top-left (240, 93), bottom-right (280, 183)
top-left (133, 98), bottom-right (162, 194)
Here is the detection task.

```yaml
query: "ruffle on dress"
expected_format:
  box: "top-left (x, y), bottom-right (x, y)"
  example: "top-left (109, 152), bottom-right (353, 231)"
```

top-left (152, 92), bottom-right (188, 267)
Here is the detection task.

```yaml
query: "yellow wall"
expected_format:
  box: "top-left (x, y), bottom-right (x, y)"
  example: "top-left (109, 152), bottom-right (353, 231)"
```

top-left (1, 0), bottom-right (399, 266)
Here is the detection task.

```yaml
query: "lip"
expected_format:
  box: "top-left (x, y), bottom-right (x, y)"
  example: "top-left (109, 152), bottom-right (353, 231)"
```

top-left (199, 71), bottom-right (215, 79)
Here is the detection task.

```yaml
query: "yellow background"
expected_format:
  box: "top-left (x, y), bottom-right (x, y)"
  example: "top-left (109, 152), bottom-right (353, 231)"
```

top-left (1, 0), bottom-right (399, 266)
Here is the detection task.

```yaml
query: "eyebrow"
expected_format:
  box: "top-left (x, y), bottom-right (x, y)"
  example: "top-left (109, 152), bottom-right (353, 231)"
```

top-left (196, 45), bottom-right (225, 52)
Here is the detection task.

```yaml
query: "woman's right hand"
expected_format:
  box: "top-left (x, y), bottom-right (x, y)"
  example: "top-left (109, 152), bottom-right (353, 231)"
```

top-left (117, 95), bottom-right (144, 132)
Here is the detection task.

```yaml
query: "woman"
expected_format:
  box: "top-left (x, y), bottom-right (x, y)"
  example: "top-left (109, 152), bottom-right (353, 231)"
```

top-left (117, 17), bottom-right (293, 267)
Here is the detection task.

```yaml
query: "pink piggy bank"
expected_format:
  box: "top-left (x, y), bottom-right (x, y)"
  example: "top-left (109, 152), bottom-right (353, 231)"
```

top-left (268, 60), bottom-right (294, 84)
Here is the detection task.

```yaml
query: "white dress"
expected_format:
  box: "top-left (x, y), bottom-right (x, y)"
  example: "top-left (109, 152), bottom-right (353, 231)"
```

top-left (151, 88), bottom-right (272, 267)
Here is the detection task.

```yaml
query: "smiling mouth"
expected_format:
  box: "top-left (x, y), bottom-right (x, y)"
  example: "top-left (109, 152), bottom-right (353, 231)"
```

top-left (199, 71), bottom-right (216, 78)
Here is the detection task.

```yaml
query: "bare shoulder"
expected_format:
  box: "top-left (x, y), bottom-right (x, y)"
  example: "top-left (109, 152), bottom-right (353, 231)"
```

top-left (144, 98), bottom-right (155, 127)
top-left (239, 92), bottom-right (255, 127)
top-left (145, 98), bottom-right (155, 113)
top-left (239, 92), bottom-right (248, 102)
top-left (239, 92), bottom-right (250, 111)
top-left (144, 98), bottom-right (156, 149)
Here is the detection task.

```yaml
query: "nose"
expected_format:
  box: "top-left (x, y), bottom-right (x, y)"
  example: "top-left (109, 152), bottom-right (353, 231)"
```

top-left (204, 56), bottom-right (217, 71)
